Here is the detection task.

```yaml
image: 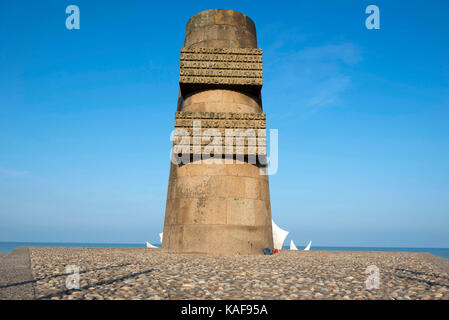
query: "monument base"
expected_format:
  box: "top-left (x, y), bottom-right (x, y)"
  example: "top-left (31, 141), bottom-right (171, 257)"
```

top-left (162, 161), bottom-right (273, 255)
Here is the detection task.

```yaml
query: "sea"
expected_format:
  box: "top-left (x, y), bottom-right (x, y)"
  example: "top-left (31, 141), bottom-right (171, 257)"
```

top-left (1, 242), bottom-right (448, 260)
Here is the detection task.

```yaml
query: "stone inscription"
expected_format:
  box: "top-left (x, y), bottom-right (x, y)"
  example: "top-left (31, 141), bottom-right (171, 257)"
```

top-left (180, 47), bottom-right (263, 86)
top-left (175, 111), bottom-right (266, 129)
top-left (173, 111), bottom-right (267, 155)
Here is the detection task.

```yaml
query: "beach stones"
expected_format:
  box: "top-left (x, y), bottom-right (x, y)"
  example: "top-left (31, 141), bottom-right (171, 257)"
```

top-left (26, 247), bottom-right (449, 300)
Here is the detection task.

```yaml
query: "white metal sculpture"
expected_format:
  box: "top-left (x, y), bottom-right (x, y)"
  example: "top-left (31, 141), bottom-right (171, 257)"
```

top-left (290, 239), bottom-right (298, 250)
top-left (304, 241), bottom-right (312, 251)
top-left (272, 219), bottom-right (289, 250)
top-left (146, 241), bottom-right (158, 248)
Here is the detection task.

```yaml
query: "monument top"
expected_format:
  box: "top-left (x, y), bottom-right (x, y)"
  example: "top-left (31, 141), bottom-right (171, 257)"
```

top-left (184, 9), bottom-right (257, 49)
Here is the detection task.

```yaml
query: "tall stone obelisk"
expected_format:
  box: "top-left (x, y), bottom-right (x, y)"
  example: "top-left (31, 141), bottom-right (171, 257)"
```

top-left (162, 9), bottom-right (273, 254)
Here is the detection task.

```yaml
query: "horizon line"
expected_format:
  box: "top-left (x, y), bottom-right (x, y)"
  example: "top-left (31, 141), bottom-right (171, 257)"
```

top-left (0, 241), bottom-right (448, 249)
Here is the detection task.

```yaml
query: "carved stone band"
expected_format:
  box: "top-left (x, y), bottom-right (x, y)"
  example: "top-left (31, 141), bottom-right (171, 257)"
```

top-left (180, 61), bottom-right (262, 70)
top-left (180, 47), bottom-right (263, 86)
top-left (179, 76), bottom-right (262, 85)
top-left (173, 111), bottom-right (267, 155)
top-left (181, 53), bottom-right (262, 63)
top-left (175, 111), bottom-right (266, 120)
top-left (181, 47), bottom-right (262, 54)
top-left (175, 119), bottom-right (266, 129)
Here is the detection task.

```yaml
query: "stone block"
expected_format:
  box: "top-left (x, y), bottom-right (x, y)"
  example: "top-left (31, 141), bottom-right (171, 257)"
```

top-left (227, 198), bottom-right (255, 225)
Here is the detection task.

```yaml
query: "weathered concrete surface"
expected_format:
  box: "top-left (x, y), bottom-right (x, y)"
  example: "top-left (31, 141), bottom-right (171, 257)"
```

top-left (163, 9), bottom-right (273, 255)
top-left (0, 247), bottom-right (35, 300)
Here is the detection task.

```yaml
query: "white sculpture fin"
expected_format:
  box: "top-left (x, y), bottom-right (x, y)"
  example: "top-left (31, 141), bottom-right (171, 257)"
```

top-left (146, 241), bottom-right (157, 248)
top-left (290, 240), bottom-right (298, 250)
top-left (304, 241), bottom-right (312, 251)
top-left (272, 219), bottom-right (289, 250)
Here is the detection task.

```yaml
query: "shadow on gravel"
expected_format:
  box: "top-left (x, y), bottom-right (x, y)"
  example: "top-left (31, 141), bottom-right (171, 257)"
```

top-left (36, 268), bottom-right (155, 300)
top-left (392, 270), bottom-right (449, 288)
top-left (395, 268), bottom-right (449, 281)
top-left (0, 264), bottom-right (131, 290)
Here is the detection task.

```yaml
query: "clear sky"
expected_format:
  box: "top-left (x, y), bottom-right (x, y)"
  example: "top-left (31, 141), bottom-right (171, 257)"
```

top-left (1, 0), bottom-right (448, 247)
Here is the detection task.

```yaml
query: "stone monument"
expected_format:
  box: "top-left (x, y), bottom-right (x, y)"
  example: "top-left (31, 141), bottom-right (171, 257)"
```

top-left (162, 9), bottom-right (274, 254)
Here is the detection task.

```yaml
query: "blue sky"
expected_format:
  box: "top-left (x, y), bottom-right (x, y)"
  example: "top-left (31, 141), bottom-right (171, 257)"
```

top-left (1, 0), bottom-right (448, 247)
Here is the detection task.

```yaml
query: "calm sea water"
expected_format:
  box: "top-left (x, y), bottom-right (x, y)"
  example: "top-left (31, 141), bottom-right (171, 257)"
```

top-left (1, 242), bottom-right (448, 260)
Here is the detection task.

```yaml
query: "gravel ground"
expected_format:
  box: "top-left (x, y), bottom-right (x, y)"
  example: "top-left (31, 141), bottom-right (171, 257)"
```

top-left (28, 247), bottom-right (449, 300)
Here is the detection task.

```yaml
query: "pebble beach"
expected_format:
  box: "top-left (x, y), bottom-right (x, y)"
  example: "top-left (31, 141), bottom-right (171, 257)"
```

top-left (7, 247), bottom-right (444, 300)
